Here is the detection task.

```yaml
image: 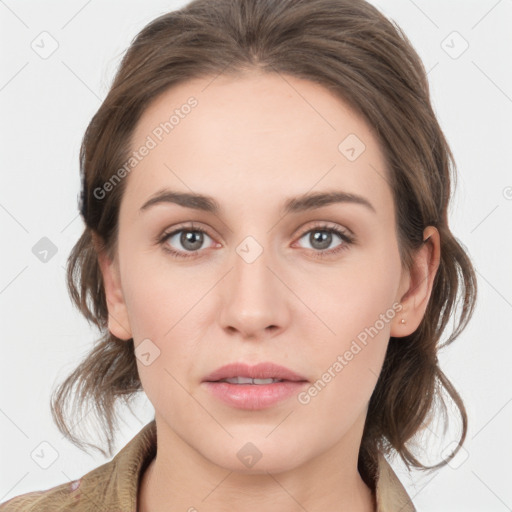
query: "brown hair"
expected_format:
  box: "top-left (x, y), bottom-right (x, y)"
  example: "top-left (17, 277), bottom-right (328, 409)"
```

top-left (51, 0), bottom-right (477, 491)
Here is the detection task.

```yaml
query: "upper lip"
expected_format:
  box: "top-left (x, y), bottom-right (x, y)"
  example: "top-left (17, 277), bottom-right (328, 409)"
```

top-left (202, 362), bottom-right (308, 382)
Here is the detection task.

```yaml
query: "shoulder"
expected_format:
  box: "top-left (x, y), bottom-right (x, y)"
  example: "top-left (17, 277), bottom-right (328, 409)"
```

top-left (0, 420), bottom-right (157, 512)
top-left (0, 478), bottom-right (83, 512)
top-left (0, 451), bottom-right (121, 512)
top-left (375, 451), bottom-right (416, 512)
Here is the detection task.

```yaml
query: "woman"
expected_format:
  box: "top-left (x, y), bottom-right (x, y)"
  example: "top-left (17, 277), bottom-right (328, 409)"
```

top-left (0, 0), bottom-right (477, 510)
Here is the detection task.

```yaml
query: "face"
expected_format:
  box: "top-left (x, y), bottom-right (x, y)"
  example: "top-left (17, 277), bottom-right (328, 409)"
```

top-left (98, 70), bottom-right (424, 474)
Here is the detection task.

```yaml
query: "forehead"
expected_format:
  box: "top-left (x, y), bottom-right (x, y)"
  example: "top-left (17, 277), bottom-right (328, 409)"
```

top-left (123, 70), bottom-right (392, 220)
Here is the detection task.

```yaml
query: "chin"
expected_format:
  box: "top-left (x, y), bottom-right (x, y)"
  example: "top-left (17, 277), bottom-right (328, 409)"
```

top-left (200, 435), bottom-right (308, 475)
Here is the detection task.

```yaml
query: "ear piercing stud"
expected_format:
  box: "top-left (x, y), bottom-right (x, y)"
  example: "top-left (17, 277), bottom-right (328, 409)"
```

top-left (398, 303), bottom-right (406, 324)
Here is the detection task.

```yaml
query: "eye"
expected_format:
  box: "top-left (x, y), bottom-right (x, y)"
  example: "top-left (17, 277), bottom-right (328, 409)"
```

top-left (157, 221), bottom-right (355, 260)
top-left (294, 223), bottom-right (354, 258)
top-left (157, 222), bottom-right (216, 260)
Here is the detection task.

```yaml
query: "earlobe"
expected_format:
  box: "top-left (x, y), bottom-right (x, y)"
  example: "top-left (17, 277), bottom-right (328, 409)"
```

top-left (91, 231), bottom-right (133, 341)
top-left (391, 226), bottom-right (441, 338)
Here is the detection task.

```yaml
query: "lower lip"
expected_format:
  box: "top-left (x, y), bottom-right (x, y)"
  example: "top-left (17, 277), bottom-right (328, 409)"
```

top-left (202, 381), bottom-right (308, 410)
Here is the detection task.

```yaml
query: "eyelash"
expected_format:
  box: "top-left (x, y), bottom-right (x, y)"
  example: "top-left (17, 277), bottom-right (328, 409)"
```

top-left (156, 221), bottom-right (355, 260)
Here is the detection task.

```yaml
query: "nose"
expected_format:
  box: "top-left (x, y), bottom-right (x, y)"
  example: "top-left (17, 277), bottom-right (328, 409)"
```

top-left (218, 236), bottom-right (290, 340)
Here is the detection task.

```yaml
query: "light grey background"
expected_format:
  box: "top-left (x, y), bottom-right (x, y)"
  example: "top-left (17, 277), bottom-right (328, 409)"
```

top-left (1, 1), bottom-right (511, 510)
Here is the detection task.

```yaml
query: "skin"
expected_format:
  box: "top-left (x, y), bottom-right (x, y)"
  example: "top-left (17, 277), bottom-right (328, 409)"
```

top-left (94, 70), bottom-right (440, 512)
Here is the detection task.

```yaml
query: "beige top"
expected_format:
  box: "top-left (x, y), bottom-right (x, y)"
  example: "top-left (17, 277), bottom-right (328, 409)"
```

top-left (0, 420), bottom-right (416, 511)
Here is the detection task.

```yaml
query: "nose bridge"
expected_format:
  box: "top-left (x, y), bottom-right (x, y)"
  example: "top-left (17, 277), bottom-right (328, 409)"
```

top-left (232, 232), bottom-right (275, 301)
top-left (220, 231), bottom-right (286, 335)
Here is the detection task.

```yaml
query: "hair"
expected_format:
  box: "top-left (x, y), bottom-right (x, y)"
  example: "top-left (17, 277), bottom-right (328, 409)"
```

top-left (50, 0), bottom-right (477, 492)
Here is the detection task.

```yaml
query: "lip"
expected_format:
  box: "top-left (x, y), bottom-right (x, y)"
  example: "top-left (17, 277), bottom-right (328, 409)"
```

top-left (201, 362), bottom-right (309, 410)
top-left (202, 362), bottom-right (308, 383)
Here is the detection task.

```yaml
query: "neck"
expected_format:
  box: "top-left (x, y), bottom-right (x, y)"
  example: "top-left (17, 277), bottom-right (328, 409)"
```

top-left (140, 460), bottom-right (374, 512)
top-left (138, 413), bottom-right (376, 512)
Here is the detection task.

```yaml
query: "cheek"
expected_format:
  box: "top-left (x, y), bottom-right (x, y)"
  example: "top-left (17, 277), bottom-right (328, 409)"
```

top-left (120, 255), bottom-right (211, 394)
top-left (296, 253), bottom-right (400, 406)
top-left (300, 250), bottom-right (400, 344)
top-left (299, 301), bottom-right (393, 432)
top-left (119, 244), bottom-right (197, 340)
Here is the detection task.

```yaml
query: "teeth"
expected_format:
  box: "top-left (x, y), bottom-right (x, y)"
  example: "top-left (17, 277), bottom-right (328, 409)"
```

top-left (227, 376), bottom-right (253, 384)
top-left (221, 377), bottom-right (284, 384)
top-left (253, 378), bottom-right (280, 384)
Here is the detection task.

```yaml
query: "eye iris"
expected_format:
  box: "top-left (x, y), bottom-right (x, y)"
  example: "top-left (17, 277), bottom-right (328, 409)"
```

top-left (311, 230), bottom-right (332, 250)
top-left (181, 231), bottom-right (203, 251)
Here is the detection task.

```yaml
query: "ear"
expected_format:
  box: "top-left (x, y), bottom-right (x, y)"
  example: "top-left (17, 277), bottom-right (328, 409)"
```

top-left (390, 226), bottom-right (441, 337)
top-left (91, 232), bottom-right (133, 341)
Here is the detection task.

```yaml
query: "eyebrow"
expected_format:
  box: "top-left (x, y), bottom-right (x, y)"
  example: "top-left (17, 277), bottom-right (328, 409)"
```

top-left (139, 188), bottom-right (376, 215)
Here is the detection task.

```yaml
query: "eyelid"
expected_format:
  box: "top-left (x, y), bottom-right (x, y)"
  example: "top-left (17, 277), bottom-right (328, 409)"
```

top-left (157, 221), bottom-right (213, 239)
top-left (158, 220), bottom-right (353, 244)
top-left (157, 221), bottom-right (219, 249)
top-left (294, 220), bottom-right (354, 238)
top-left (156, 214), bottom-right (359, 264)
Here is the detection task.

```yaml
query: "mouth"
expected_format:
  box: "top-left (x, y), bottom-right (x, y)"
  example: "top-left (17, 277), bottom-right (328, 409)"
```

top-left (201, 362), bottom-right (309, 410)
top-left (215, 377), bottom-right (288, 384)
top-left (202, 361), bottom-right (309, 384)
